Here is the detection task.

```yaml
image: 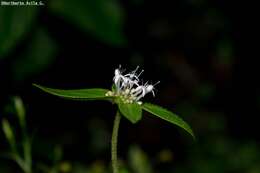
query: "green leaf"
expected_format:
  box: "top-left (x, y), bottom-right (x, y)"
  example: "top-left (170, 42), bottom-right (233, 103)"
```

top-left (2, 119), bottom-right (17, 152)
top-left (0, 7), bottom-right (37, 58)
top-left (13, 96), bottom-right (26, 128)
top-left (33, 84), bottom-right (110, 101)
top-left (2, 119), bottom-right (15, 144)
top-left (118, 102), bottom-right (142, 124)
top-left (49, 0), bottom-right (126, 46)
top-left (142, 103), bottom-right (195, 139)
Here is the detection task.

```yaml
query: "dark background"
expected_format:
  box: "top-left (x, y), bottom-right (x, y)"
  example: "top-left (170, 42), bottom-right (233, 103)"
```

top-left (1, 0), bottom-right (259, 172)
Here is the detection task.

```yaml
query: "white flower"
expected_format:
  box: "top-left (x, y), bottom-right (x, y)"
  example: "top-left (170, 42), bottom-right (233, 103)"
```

top-left (106, 66), bottom-right (159, 105)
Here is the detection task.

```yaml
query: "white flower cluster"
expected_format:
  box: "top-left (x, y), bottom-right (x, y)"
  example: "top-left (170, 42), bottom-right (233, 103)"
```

top-left (106, 66), bottom-right (159, 105)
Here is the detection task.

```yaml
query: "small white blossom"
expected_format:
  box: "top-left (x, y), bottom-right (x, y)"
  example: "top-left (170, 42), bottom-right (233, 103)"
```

top-left (106, 66), bottom-right (159, 105)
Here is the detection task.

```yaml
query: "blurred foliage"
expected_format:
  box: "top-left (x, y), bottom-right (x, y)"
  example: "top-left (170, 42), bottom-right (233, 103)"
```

top-left (0, 97), bottom-right (164, 173)
top-left (0, 7), bottom-right (37, 59)
top-left (1, 96), bottom-right (260, 172)
top-left (128, 145), bottom-right (153, 173)
top-left (49, 0), bottom-right (126, 46)
top-left (1, 97), bottom-right (32, 173)
top-left (0, 0), bottom-right (125, 84)
top-left (1, 97), bottom-right (67, 173)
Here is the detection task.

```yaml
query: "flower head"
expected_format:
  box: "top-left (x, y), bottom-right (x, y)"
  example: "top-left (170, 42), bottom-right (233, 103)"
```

top-left (106, 66), bottom-right (160, 105)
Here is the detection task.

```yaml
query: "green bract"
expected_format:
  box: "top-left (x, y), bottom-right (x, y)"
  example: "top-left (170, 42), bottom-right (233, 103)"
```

top-left (33, 84), bottom-right (194, 139)
top-left (118, 101), bottom-right (142, 123)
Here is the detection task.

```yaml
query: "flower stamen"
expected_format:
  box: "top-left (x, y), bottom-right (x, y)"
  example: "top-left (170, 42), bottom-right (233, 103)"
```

top-left (108, 66), bottom-right (159, 104)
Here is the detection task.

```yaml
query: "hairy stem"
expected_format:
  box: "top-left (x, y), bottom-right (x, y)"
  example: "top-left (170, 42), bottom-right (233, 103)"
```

top-left (111, 111), bottom-right (121, 173)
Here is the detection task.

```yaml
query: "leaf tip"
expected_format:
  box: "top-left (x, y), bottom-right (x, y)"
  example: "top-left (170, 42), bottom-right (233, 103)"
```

top-left (32, 83), bottom-right (41, 88)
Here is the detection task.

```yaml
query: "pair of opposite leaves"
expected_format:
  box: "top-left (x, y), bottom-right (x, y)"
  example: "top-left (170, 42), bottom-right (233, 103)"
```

top-left (33, 84), bottom-right (194, 139)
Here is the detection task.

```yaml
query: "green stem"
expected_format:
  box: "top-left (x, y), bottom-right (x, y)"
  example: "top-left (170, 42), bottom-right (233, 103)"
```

top-left (111, 111), bottom-right (121, 173)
